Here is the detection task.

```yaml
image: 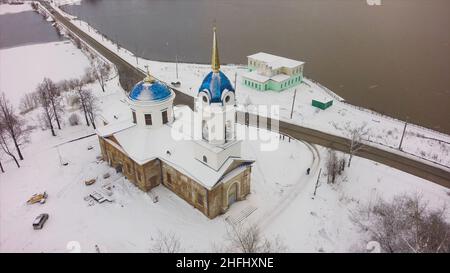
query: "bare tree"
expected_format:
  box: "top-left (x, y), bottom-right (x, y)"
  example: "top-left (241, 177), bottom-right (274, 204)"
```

top-left (36, 83), bottom-right (56, 136)
top-left (19, 92), bottom-right (39, 114)
top-left (225, 222), bottom-right (287, 253)
top-left (90, 61), bottom-right (111, 92)
top-left (41, 78), bottom-right (63, 130)
top-left (83, 90), bottom-right (99, 129)
top-left (150, 230), bottom-right (182, 253)
top-left (0, 148), bottom-right (4, 173)
top-left (325, 150), bottom-right (340, 184)
top-left (31, 2), bottom-right (38, 11)
top-left (71, 79), bottom-right (90, 127)
top-left (351, 193), bottom-right (450, 253)
top-left (0, 93), bottom-right (30, 160)
top-left (0, 126), bottom-right (20, 168)
top-left (346, 123), bottom-right (370, 168)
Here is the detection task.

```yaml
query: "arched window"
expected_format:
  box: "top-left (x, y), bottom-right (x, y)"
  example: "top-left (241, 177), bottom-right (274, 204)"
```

top-left (132, 111), bottom-right (137, 124)
top-left (202, 155), bottom-right (207, 163)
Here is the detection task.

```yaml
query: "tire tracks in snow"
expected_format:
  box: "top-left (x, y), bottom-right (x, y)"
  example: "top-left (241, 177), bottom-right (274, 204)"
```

top-left (254, 137), bottom-right (321, 231)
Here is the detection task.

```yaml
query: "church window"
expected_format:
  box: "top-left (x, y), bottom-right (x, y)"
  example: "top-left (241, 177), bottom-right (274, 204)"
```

top-left (225, 95), bottom-right (230, 103)
top-left (162, 110), bottom-right (168, 124)
top-left (197, 193), bottom-right (204, 206)
top-left (145, 114), bottom-right (152, 125)
top-left (203, 155), bottom-right (207, 163)
top-left (132, 111), bottom-right (137, 124)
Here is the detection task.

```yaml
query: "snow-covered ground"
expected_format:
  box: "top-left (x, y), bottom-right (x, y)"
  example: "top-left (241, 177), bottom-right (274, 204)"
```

top-left (1, 105), bottom-right (448, 252)
top-left (0, 2), bottom-right (449, 253)
top-left (0, 40), bottom-right (90, 107)
top-left (43, 1), bottom-right (450, 169)
top-left (0, 1), bottom-right (32, 15)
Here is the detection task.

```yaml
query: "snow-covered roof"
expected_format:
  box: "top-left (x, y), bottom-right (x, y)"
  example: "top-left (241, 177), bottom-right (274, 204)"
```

top-left (248, 52), bottom-right (304, 69)
top-left (96, 119), bottom-right (135, 137)
top-left (129, 80), bottom-right (172, 102)
top-left (198, 71), bottom-right (235, 103)
top-left (271, 74), bottom-right (290, 82)
top-left (96, 106), bottom-right (253, 189)
top-left (242, 70), bottom-right (290, 83)
top-left (243, 71), bottom-right (270, 83)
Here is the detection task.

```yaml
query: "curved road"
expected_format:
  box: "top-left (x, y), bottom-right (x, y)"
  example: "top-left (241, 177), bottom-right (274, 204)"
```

top-left (41, 1), bottom-right (450, 188)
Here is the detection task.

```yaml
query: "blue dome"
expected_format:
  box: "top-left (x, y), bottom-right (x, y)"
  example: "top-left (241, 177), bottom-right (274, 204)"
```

top-left (198, 71), bottom-right (235, 103)
top-left (129, 81), bottom-right (172, 102)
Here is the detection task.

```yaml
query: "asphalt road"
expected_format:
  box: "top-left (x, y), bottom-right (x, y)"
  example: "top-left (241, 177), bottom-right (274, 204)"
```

top-left (42, 1), bottom-right (450, 188)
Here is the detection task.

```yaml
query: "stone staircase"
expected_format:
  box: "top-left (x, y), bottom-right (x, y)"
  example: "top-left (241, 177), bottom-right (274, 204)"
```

top-left (225, 205), bottom-right (257, 226)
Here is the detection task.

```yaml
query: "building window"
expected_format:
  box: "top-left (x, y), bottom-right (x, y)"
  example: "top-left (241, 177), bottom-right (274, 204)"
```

top-left (132, 111), bottom-right (137, 124)
top-left (145, 114), bottom-right (152, 125)
top-left (197, 193), bottom-right (204, 206)
top-left (167, 173), bottom-right (172, 185)
top-left (137, 171), bottom-right (141, 181)
top-left (203, 155), bottom-right (207, 163)
top-left (162, 110), bottom-right (168, 124)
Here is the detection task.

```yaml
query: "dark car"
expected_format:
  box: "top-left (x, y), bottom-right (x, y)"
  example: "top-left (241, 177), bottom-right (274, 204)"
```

top-left (33, 213), bottom-right (49, 230)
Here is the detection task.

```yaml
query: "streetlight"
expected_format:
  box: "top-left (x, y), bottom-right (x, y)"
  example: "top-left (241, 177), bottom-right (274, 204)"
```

top-left (399, 116), bottom-right (409, 151)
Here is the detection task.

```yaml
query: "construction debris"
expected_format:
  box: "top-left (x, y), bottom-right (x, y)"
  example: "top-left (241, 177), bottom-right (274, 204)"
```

top-left (89, 191), bottom-right (113, 203)
top-left (27, 192), bottom-right (48, 205)
top-left (102, 183), bottom-right (113, 196)
top-left (85, 178), bottom-right (96, 186)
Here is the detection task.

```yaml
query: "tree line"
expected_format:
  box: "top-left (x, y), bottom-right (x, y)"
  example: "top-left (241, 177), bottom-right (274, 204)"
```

top-left (0, 61), bottom-right (111, 173)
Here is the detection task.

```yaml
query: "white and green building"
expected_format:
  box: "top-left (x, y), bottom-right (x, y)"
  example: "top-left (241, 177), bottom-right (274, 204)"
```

top-left (242, 52), bottom-right (304, 92)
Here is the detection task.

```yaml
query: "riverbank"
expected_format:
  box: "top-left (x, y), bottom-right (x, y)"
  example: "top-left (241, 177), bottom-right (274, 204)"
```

top-left (1, 2), bottom-right (449, 253)
top-left (42, 1), bottom-right (450, 171)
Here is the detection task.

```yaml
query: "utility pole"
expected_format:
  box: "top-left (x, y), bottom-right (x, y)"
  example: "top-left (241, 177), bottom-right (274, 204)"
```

top-left (313, 168), bottom-right (322, 197)
top-left (399, 116), bottom-right (408, 151)
top-left (290, 88), bottom-right (297, 119)
top-left (175, 55), bottom-right (179, 79)
top-left (135, 43), bottom-right (139, 66)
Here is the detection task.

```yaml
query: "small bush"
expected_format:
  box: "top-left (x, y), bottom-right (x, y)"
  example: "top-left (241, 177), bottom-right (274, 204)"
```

top-left (352, 194), bottom-right (450, 253)
top-left (68, 113), bottom-right (80, 126)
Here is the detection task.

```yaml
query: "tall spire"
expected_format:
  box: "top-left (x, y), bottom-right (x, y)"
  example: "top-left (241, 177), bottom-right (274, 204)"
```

top-left (143, 65), bottom-right (155, 83)
top-left (211, 26), bottom-right (220, 73)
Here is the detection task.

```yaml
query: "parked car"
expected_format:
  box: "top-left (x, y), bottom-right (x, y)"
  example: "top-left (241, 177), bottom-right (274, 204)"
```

top-left (33, 213), bottom-right (49, 230)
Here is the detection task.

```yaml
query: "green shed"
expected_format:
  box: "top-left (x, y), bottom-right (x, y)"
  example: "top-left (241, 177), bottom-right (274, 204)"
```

top-left (312, 99), bottom-right (333, 110)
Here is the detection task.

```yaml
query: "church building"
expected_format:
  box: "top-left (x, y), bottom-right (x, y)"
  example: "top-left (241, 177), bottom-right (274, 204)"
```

top-left (96, 28), bottom-right (254, 219)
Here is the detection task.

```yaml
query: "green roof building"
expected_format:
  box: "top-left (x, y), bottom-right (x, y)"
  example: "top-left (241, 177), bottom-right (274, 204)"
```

top-left (242, 52), bottom-right (304, 92)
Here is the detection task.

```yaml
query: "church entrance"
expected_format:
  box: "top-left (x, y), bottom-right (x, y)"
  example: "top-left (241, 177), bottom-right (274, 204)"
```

top-left (115, 164), bottom-right (123, 173)
top-left (228, 183), bottom-right (238, 207)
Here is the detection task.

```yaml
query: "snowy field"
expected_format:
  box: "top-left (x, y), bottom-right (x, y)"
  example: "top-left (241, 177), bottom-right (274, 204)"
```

top-left (0, 1), bottom-right (32, 15)
top-left (1, 106), bottom-right (448, 252)
top-left (0, 3), bottom-right (449, 253)
top-left (41, 1), bottom-right (450, 169)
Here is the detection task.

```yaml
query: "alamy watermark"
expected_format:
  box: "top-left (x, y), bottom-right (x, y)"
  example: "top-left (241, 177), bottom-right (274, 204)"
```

top-left (171, 103), bottom-right (281, 151)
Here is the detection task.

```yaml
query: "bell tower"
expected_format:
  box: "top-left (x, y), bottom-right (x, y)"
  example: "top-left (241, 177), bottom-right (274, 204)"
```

top-left (194, 27), bottom-right (241, 171)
